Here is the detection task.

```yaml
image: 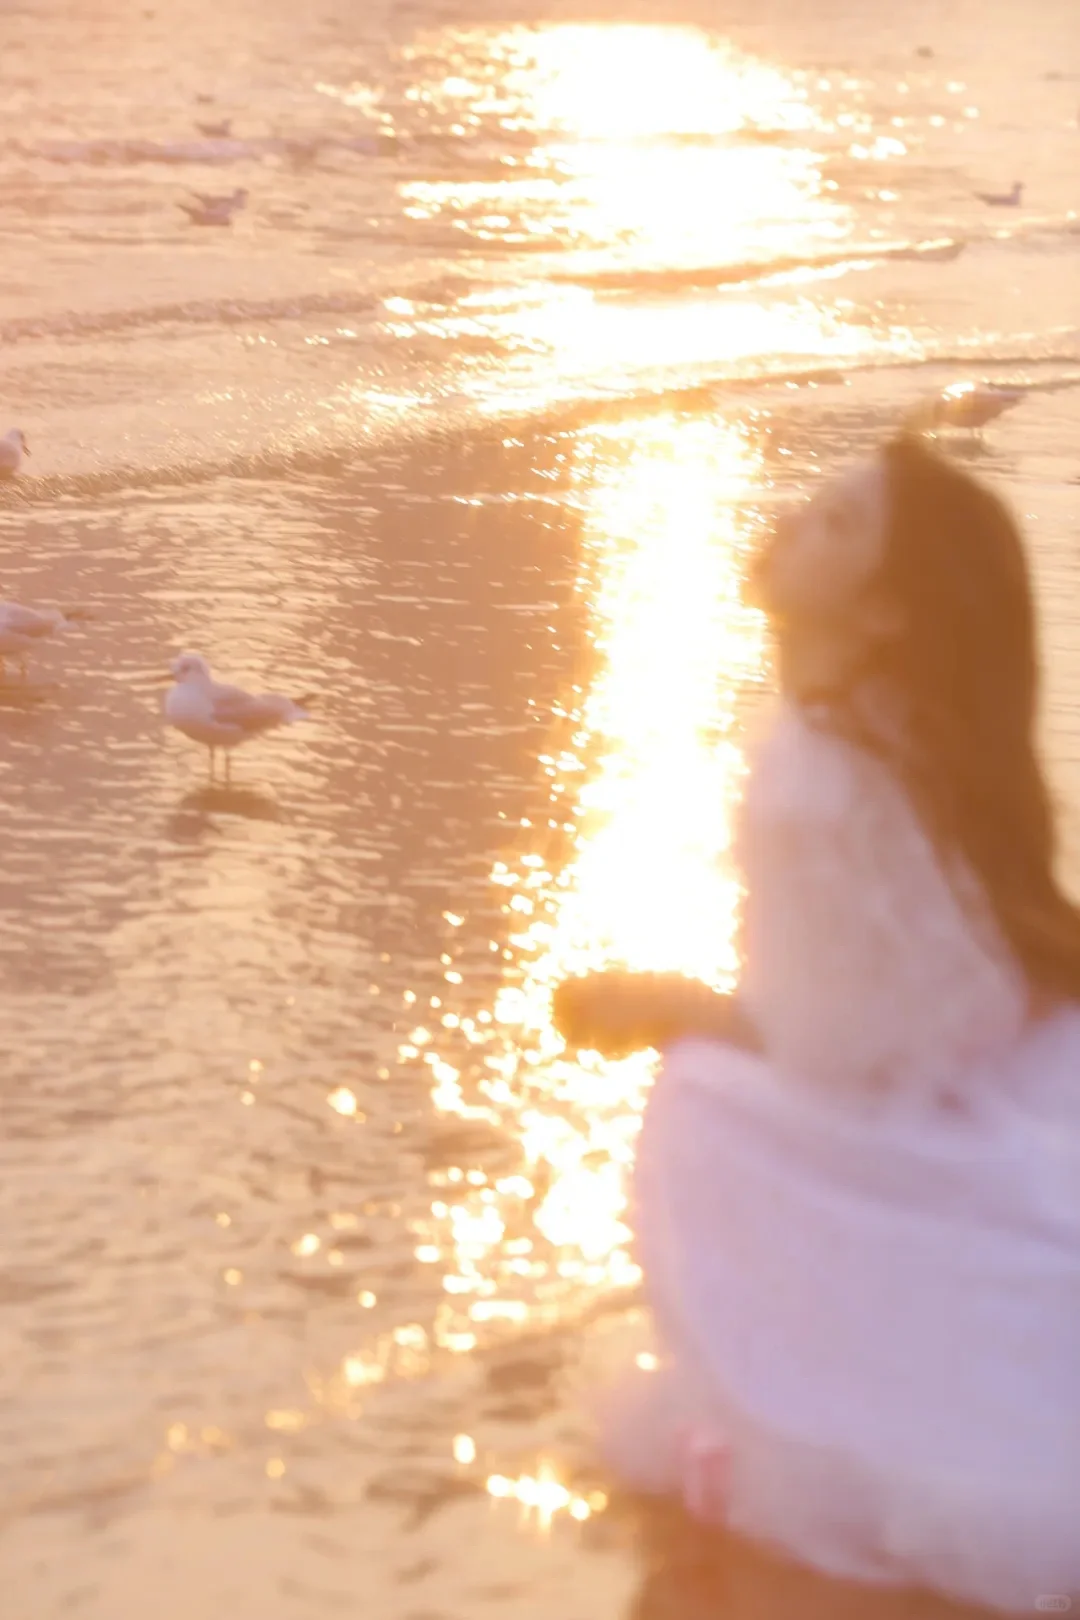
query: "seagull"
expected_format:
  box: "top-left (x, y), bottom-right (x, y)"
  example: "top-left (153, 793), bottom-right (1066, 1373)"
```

top-left (195, 118), bottom-right (232, 138)
top-left (974, 181), bottom-right (1023, 207)
top-left (0, 428), bottom-right (29, 478)
top-left (179, 188), bottom-right (247, 227)
top-left (188, 185), bottom-right (247, 210)
top-left (0, 600), bottom-right (86, 677)
top-left (912, 381), bottom-right (1026, 434)
top-left (164, 652), bottom-right (311, 779)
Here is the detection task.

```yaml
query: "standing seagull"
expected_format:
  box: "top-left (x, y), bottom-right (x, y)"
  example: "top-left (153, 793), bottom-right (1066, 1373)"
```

top-left (911, 381), bottom-right (1026, 435)
top-left (164, 652), bottom-right (311, 779)
top-left (0, 600), bottom-right (84, 677)
top-left (0, 429), bottom-right (30, 478)
top-left (974, 181), bottom-right (1023, 206)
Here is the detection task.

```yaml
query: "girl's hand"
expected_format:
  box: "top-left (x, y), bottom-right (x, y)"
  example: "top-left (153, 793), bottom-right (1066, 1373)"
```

top-left (552, 972), bottom-right (757, 1058)
top-left (552, 971), bottom-right (661, 1057)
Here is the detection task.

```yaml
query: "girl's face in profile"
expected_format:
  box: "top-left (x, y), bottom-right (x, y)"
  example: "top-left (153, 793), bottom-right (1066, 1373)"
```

top-left (753, 454), bottom-right (900, 701)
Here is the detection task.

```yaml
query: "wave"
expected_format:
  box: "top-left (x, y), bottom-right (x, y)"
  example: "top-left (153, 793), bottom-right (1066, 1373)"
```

top-left (0, 240), bottom-right (963, 349)
top-left (507, 355), bottom-right (1080, 439)
top-left (5, 353), bottom-right (1078, 509)
top-left (0, 438), bottom-right (400, 507)
top-left (546, 218), bottom-right (1080, 298)
top-left (15, 224), bottom-right (1069, 349)
top-left (13, 133), bottom-right (399, 167)
top-left (546, 237), bottom-right (968, 295)
top-left (11, 122), bottom-right (821, 174)
top-left (0, 290), bottom-right (376, 346)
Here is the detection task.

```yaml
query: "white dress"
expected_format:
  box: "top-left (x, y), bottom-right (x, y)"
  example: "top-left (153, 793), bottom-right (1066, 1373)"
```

top-left (608, 703), bottom-right (1080, 1615)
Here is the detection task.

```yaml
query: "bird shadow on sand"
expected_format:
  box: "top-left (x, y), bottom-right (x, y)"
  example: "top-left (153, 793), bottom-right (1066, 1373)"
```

top-left (167, 784), bottom-right (283, 839)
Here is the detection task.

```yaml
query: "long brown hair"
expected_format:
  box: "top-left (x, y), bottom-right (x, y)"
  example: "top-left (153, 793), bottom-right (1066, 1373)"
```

top-left (871, 434), bottom-right (1080, 999)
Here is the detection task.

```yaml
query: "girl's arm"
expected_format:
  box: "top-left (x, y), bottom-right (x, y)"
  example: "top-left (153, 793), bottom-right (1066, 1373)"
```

top-left (552, 971), bottom-right (760, 1059)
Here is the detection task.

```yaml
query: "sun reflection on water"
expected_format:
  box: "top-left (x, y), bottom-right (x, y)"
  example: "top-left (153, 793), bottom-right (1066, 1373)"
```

top-left (486, 1464), bottom-right (608, 1531)
top-left (420, 415), bottom-right (764, 1351)
top-left (374, 21), bottom-right (893, 418)
top-left (320, 29), bottom-right (894, 1461)
top-left (326, 17), bottom-right (887, 1438)
top-left (397, 24), bottom-right (836, 261)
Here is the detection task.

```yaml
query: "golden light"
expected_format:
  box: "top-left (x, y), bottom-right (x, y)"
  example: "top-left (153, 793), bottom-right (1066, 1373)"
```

top-left (324, 15), bottom-right (914, 1407)
top-left (422, 414), bottom-right (764, 1347)
top-left (327, 1086), bottom-right (359, 1117)
top-left (265, 1409), bottom-right (307, 1433)
top-left (453, 1434), bottom-right (477, 1465)
top-left (484, 1462), bottom-right (606, 1531)
top-left (518, 24), bottom-right (811, 141)
top-left (343, 1354), bottom-right (386, 1388)
top-left (373, 21), bottom-right (886, 422)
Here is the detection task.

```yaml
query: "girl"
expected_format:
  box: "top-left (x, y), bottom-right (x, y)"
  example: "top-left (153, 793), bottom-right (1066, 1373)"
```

top-left (554, 436), bottom-right (1080, 1617)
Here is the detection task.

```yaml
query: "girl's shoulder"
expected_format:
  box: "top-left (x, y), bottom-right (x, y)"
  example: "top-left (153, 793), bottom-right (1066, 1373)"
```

top-left (1008, 1002), bottom-right (1080, 1120)
top-left (741, 700), bottom-right (894, 828)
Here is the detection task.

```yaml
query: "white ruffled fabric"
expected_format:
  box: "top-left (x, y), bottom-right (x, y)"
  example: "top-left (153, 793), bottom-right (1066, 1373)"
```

top-left (737, 702), bottom-right (1029, 1099)
top-left (607, 703), bottom-right (1080, 1614)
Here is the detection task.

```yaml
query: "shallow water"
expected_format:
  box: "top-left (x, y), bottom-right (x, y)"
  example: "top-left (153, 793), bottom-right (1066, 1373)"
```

top-left (2, 0), bottom-right (1080, 1615)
